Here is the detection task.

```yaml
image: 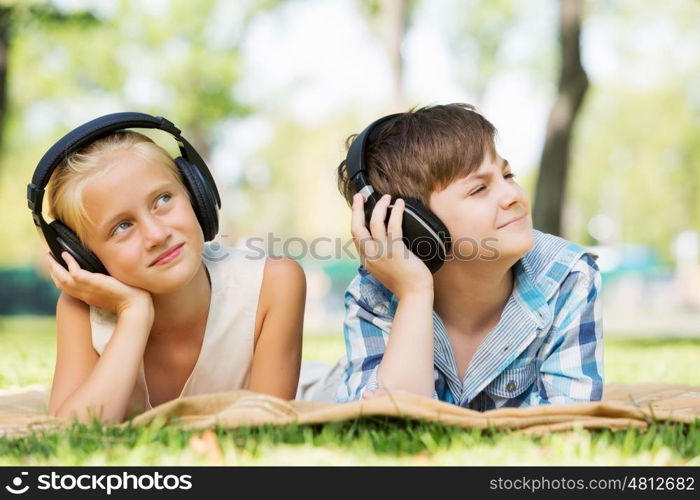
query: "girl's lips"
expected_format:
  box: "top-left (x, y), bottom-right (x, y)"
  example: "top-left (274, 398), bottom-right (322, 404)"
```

top-left (152, 243), bottom-right (184, 266)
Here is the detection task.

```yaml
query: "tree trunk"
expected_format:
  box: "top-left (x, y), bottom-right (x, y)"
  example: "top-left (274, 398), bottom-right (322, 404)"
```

top-left (532, 0), bottom-right (589, 235)
top-left (0, 7), bottom-right (10, 155)
top-left (383, 0), bottom-right (409, 107)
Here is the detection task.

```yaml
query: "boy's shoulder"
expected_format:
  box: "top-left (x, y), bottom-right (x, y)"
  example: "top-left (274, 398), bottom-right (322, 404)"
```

top-left (522, 230), bottom-right (600, 300)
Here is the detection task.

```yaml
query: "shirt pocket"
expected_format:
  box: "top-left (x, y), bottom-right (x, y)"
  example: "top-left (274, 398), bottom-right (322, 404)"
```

top-left (484, 364), bottom-right (537, 399)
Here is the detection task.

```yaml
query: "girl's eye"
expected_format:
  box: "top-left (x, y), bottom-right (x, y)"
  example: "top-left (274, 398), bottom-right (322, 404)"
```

top-left (505, 172), bottom-right (516, 180)
top-left (113, 221), bottom-right (131, 235)
top-left (156, 193), bottom-right (171, 206)
top-left (111, 194), bottom-right (172, 236)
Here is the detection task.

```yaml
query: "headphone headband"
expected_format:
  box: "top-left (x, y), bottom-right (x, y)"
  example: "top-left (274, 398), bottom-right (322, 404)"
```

top-left (343, 111), bottom-right (452, 274)
top-left (28, 112), bottom-right (222, 274)
top-left (28, 112), bottom-right (221, 216)
top-left (345, 113), bottom-right (401, 195)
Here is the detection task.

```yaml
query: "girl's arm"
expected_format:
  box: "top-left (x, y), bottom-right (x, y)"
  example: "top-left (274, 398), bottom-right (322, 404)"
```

top-left (248, 257), bottom-right (306, 399)
top-left (45, 251), bottom-right (155, 423)
top-left (49, 293), bottom-right (153, 423)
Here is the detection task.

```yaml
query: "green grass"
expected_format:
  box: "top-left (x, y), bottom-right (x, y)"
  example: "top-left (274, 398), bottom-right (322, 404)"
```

top-left (1, 316), bottom-right (699, 465)
top-left (1, 418), bottom-right (698, 466)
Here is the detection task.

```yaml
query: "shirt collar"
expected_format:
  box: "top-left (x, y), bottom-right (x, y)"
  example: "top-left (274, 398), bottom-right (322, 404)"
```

top-left (378, 230), bottom-right (589, 406)
top-left (429, 232), bottom-right (588, 406)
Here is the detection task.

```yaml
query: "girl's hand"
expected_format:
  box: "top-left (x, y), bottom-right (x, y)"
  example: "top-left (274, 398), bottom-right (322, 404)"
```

top-left (44, 251), bottom-right (153, 316)
top-left (351, 193), bottom-right (433, 300)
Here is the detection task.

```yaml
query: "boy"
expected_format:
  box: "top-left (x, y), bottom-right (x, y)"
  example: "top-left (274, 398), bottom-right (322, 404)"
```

top-left (334, 103), bottom-right (602, 410)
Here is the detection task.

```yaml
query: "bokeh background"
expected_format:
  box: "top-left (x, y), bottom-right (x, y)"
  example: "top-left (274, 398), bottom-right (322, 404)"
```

top-left (1, 0), bottom-right (699, 355)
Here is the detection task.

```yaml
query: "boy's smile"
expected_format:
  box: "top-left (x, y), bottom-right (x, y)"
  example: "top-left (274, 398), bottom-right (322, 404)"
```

top-left (429, 153), bottom-right (535, 264)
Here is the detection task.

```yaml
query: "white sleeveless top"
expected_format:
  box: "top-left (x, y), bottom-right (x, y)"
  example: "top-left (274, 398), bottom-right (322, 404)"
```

top-left (88, 243), bottom-right (266, 417)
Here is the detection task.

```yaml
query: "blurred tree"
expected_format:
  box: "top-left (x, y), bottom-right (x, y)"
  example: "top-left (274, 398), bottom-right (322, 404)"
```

top-left (532, 0), bottom-right (589, 235)
top-left (0, 0), bottom-right (285, 265)
top-left (0, 0), bottom-right (101, 166)
top-left (441, 0), bottom-right (522, 107)
top-left (0, 5), bottom-right (9, 154)
top-left (565, 0), bottom-right (700, 261)
top-left (358, 0), bottom-right (417, 106)
top-left (8, 0), bottom-right (284, 160)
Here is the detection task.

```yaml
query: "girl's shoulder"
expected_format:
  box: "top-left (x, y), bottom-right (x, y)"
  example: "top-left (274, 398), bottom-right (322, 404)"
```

top-left (203, 243), bottom-right (304, 285)
top-left (202, 242), bottom-right (267, 285)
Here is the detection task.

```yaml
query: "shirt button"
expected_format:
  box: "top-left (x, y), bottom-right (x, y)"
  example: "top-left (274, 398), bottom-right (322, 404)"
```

top-left (506, 381), bottom-right (517, 393)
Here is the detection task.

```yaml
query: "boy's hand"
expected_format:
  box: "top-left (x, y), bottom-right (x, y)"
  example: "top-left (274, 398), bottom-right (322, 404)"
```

top-left (44, 251), bottom-right (153, 316)
top-left (351, 193), bottom-right (433, 300)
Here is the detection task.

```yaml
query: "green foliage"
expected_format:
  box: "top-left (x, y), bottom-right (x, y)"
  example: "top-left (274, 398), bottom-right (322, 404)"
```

top-left (0, 0), bottom-right (285, 266)
top-left (439, 0), bottom-right (556, 103)
top-left (0, 316), bottom-right (55, 387)
top-left (568, 85), bottom-right (700, 260)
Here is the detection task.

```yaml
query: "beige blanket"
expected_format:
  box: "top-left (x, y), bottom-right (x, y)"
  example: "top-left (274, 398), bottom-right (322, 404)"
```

top-left (1, 384), bottom-right (698, 438)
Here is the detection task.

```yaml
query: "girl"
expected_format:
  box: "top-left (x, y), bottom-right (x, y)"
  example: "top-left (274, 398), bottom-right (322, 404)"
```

top-left (40, 121), bottom-right (306, 423)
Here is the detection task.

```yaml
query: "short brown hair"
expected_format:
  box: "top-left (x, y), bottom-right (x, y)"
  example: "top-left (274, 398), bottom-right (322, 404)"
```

top-left (337, 103), bottom-right (498, 205)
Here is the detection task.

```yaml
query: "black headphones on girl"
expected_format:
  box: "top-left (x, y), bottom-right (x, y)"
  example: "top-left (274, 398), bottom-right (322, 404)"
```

top-left (28, 112), bottom-right (221, 275)
top-left (345, 113), bottom-right (452, 273)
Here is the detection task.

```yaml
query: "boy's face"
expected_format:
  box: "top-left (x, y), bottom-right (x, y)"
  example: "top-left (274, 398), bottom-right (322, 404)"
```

top-left (428, 152), bottom-right (535, 265)
top-left (81, 151), bottom-right (205, 294)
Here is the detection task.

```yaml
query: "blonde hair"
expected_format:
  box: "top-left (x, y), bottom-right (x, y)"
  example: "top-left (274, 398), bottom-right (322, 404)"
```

top-left (47, 131), bottom-right (191, 247)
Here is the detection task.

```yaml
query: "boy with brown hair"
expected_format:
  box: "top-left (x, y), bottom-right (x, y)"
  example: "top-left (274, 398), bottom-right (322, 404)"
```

top-left (334, 103), bottom-right (602, 409)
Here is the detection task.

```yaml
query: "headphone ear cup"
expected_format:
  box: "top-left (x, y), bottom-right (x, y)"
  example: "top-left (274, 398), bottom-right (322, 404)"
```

top-left (175, 157), bottom-right (219, 241)
top-left (399, 198), bottom-right (452, 274)
top-left (48, 220), bottom-right (108, 274)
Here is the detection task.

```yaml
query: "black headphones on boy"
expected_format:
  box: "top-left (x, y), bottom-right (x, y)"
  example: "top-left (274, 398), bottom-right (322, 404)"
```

top-left (345, 113), bottom-right (452, 274)
top-left (27, 112), bottom-right (221, 275)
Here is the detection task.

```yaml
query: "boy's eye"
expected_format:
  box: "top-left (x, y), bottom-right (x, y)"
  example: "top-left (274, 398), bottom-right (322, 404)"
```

top-left (470, 173), bottom-right (516, 196)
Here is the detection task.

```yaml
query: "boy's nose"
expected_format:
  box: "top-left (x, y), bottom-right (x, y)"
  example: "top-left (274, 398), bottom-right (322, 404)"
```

top-left (499, 182), bottom-right (524, 209)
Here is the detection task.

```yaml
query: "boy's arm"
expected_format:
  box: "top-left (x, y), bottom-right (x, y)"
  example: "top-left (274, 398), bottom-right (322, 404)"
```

top-left (336, 286), bottom-right (387, 402)
top-left (336, 277), bottom-right (435, 402)
top-left (534, 255), bottom-right (604, 405)
top-left (338, 194), bottom-right (438, 401)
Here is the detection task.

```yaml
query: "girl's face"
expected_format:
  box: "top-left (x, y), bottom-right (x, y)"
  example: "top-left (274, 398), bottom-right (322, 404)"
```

top-left (81, 151), bottom-right (205, 294)
top-left (428, 153), bottom-right (535, 265)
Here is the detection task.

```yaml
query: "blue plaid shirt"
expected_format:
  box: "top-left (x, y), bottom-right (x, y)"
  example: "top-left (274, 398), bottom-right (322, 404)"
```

top-left (335, 230), bottom-right (603, 410)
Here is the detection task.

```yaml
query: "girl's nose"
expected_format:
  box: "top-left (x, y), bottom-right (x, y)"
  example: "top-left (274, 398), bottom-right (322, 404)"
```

top-left (142, 216), bottom-right (170, 247)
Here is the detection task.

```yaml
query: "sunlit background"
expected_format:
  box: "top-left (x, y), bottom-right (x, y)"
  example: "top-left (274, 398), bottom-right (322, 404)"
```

top-left (1, 0), bottom-right (699, 337)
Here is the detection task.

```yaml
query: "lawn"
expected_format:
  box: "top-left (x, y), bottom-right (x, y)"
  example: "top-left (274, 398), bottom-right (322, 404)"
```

top-left (0, 316), bottom-right (698, 465)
